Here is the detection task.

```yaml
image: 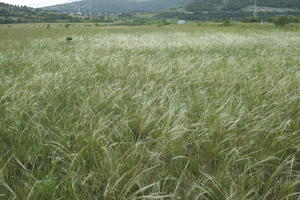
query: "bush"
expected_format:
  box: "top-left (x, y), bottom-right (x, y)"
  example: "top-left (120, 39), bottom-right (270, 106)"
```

top-left (242, 17), bottom-right (260, 23)
top-left (269, 16), bottom-right (299, 24)
top-left (65, 37), bottom-right (73, 43)
top-left (221, 20), bottom-right (231, 26)
top-left (266, 16), bottom-right (275, 23)
top-left (273, 16), bottom-right (290, 27)
top-left (157, 20), bottom-right (171, 27)
top-left (64, 24), bottom-right (71, 29)
top-left (288, 16), bottom-right (300, 23)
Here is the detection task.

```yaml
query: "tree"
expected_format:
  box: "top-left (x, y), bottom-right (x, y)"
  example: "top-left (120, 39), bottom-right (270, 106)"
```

top-left (273, 16), bottom-right (290, 27)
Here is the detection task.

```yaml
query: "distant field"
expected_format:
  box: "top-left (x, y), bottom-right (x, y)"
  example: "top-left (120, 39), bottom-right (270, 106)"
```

top-left (0, 23), bottom-right (300, 200)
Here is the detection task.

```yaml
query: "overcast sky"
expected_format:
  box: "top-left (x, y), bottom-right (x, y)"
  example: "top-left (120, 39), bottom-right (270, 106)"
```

top-left (0, 0), bottom-right (78, 7)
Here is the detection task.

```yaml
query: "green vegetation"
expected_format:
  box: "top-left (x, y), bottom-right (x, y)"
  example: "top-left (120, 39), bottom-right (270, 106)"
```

top-left (241, 17), bottom-right (261, 23)
top-left (65, 36), bottom-right (73, 43)
top-left (273, 16), bottom-right (291, 26)
top-left (221, 19), bottom-right (231, 26)
top-left (2, 1), bottom-right (300, 24)
top-left (181, 0), bottom-right (300, 20)
top-left (0, 2), bottom-right (164, 25)
top-left (155, 11), bottom-right (300, 21)
top-left (0, 23), bottom-right (300, 199)
top-left (45, 0), bottom-right (184, 14)
top-left (0, 3), bottom-right (84, 24)
top-left (42, 0), bottom-right (300, 21)
top-left (186, 0), bottom-right (300, 12)
top-left (44, 0), bottom-right (300, 16)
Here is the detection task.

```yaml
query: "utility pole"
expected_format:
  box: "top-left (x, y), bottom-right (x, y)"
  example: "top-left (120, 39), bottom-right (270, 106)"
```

top-left (76, 0), bottom-right (80, 15)
top-left (254, 0), bottom-right (257, 18)
top-left (89, 0), bottom-right (92, 20)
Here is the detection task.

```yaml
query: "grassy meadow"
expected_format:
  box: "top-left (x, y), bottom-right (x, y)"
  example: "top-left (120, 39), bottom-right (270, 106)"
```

top-left (0, 23), bottom-right (300, 200)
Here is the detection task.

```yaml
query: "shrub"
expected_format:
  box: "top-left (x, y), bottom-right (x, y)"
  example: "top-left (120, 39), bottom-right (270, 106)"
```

top-left (157, 20), bottom-right (171, 27)
top-left (273, 16), bottom-right (290, 27)
top-left (242, 17), bottom-right (260, 23)
top-left (266, 16), bottom-right (275, 23)
top-left (65, 37), bottom-right (73, 43)
top-left (221, 20), bottom-right (231, 26)
top-left (64, 24), bottom-right (71, 29)
top-left (288, 16), bottom-right (300, 23)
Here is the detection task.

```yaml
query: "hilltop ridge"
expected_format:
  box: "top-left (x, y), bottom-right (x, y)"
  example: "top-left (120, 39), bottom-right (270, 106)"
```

top-left (0, 2), bottom-right (82, 23)
top-left (44, 0), bottom-right (185, 15)
top-left (186, 0), bottom-right (300, 12)
top-left (43, 0), bottom-right (300, 20)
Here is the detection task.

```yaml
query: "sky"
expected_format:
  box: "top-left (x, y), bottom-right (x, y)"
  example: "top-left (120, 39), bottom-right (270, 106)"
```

top-left (0, 0), bottom-right (78, 7)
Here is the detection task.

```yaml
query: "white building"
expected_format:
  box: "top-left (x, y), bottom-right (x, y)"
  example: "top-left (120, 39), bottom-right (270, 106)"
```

top-left (178, 20), bottom-right (186, 25)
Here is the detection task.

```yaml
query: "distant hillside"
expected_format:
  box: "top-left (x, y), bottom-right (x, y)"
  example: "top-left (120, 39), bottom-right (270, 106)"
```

top-left (44, 0), bottom-right (185, 15)
top-left (155, 0), bottom-right (300, 20)
top-left (157, 0), bottom-right (300, 20)
top-left (0, 2), bottom-right (82, 23)
top-left (186, 0), bottom-right (300, 12)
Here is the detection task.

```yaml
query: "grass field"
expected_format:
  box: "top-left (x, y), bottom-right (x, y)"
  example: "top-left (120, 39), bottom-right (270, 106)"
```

top-left (0, 23), bottom-right (300, 200)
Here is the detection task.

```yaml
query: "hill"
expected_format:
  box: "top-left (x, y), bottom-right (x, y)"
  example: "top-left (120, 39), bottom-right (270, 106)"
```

top-left (44, 0), bottom-right (185, 15)
top-left (186, 0), bottom-right (300, 12)
top-left (0, 2), bottom-right (82, 23)
top-left (43, 0), bottom-right (300, 20)
top-left (157, 0), bottom-right (300, 20)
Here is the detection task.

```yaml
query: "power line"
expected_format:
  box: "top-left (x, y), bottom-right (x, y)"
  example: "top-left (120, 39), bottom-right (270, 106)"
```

top-left (254, 0), bottom-right (257, 17)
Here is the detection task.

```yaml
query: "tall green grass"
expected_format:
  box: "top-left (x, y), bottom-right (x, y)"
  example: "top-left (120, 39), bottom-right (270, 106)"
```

top-left (0, 24), bottom-right (300, 199)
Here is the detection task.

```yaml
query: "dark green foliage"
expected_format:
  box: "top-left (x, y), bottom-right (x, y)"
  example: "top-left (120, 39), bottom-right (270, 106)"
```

top-left (267, 15), bottom-right (300, 23)
top-left (157, 20), bottom-right (171, 27)
top-left (221, 19), bottom-right (231, 26)
top-left (186, 0), bottom-right (223, 12)
top-left (65, 37), bottom-right (73, 43)
top-left (288, 15), bottom-right (300, 23)
top-left (242, 17), bottom-right (261, 23)
top-left (45, 0), bottom-right (185, 15)
top-left (155, 10), bottom-right (300, 21)
top-left (183, 0), bottom-right (300, 20)
top-left (186, 0), bottom-right (300, 12)
top-left (0, 2), bottom-right (123, 24)
top-left (64, 24), bottom-right (71, 29)
top-left (273, 16), bottom-right (290, 26)
top-left (0, 2), bottom-right (82, 24)
top-left (266, 16), bottom-right (275, 22)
